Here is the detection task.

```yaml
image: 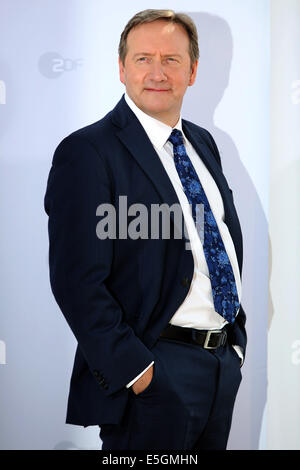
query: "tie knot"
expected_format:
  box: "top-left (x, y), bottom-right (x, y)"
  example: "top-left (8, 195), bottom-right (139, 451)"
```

top-left (168, 128), bottom-right (184, 147)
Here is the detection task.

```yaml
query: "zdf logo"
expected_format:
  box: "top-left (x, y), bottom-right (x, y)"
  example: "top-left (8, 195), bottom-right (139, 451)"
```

top-left (38, 52), bottom-right (83, 79)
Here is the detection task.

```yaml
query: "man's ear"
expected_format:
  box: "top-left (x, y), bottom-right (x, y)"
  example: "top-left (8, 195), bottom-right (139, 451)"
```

top-left (188, 59), bottom-right (198, 86)
top-left (118, 56), bottom-right (125, 85)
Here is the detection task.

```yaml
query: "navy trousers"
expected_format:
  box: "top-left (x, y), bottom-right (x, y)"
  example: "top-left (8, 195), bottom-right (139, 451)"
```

top-left (99, 334), bottom-right (242, 450)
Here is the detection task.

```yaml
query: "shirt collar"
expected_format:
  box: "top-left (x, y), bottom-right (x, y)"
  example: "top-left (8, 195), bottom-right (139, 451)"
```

top-left (124, 92), bottom-right (186, 150)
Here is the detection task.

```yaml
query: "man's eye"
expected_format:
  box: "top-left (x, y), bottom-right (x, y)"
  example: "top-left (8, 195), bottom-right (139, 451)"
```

top-left (138, 57), bottom-right (148, 62)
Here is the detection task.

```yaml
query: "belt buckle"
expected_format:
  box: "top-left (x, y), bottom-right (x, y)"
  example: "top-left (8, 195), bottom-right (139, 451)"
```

top-left (203, 330), bottom-right (223, 349)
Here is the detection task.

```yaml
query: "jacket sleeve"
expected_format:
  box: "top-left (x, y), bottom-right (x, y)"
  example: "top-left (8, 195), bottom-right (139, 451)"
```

top-left (44, 134), bottom-right (155, 396)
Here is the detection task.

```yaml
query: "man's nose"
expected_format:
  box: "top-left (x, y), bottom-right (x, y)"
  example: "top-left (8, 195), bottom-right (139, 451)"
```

top-left (148, 61), bottom-right (167, 81)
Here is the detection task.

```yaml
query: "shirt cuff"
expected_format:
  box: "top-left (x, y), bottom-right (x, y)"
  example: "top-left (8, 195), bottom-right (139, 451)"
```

top-left (126, 361), bottom-right (155, 388)
top-left (232, 345), bottom-right (244, 366)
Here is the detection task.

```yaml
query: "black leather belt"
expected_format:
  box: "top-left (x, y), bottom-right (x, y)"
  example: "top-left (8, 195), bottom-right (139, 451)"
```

top-left (159, 324), bottom-right (228, 349)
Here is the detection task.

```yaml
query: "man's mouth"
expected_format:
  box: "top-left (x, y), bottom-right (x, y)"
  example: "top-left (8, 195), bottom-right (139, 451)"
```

top-left (144, 88), bottom-right (171, 92)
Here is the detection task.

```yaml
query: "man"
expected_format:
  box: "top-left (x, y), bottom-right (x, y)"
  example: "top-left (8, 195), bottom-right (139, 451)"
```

top-left (44, 9), bottom-right (246, 450)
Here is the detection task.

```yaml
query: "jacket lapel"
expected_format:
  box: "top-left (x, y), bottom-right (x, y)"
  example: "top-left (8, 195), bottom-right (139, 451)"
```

top-left (182, 121), bottom-right (232, 215)
top-left (182, 122), bottom-right (243, 273)
top-left (112, 96), bottom-right (187, 238)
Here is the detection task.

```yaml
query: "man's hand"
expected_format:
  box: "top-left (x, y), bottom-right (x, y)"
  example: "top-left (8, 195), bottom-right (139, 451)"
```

top-left (132, 364), bottom-right (154, 395)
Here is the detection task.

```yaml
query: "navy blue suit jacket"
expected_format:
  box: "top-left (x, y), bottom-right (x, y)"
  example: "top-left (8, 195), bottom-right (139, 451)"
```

top-left (44, 95), bottom-right (246, 426)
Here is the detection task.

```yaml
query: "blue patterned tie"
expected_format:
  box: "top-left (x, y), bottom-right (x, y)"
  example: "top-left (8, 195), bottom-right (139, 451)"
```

top-left (168, 129), bottom-right (239, 324)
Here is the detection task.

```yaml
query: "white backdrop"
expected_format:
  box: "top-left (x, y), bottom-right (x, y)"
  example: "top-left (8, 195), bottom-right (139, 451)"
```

top-left (0, 0), bottom-right (297, 450)
top-left (268, 0), bottom-right (300, 450)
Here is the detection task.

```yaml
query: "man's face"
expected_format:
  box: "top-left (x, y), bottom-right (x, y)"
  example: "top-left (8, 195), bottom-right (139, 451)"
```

top-left (119, 20), bottom-right (198, 126)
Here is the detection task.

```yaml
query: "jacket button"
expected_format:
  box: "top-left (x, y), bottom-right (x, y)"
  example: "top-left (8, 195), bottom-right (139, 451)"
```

top-left (181, 277), bottom-right (190, 287)
top-left (93, 370), bottom-right (100, 377)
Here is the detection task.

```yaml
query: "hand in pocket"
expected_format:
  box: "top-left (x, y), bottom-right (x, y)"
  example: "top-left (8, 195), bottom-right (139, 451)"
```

top-left (132, 364), bottom-right (155, 395)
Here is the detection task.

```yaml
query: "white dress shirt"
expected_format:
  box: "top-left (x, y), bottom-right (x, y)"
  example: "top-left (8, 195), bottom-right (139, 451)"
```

top-left (124, 93), bottom-right (243, 388)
